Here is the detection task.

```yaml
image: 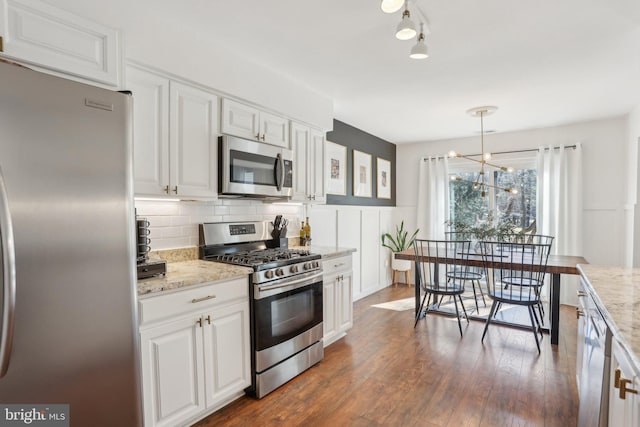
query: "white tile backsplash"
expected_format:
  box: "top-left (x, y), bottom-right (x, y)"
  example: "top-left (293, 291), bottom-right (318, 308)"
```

top-left (135, 199), bottom-right (304, 251)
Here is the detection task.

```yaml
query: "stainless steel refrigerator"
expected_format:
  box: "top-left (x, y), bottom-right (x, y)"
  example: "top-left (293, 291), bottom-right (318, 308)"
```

top-left (0, 60), bottom-right (142, 425)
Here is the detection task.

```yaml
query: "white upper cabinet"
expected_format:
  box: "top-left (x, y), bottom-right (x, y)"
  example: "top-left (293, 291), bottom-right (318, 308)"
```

top-left (128, 66), bottom-right (170, 196)
top-left (221, 98), bottom-right (289, 148)
top-left (127, 65), bottom-right (218, 199)
top-left (0, 0), bottom-right (120, 86)
top-left (290, 121), bottom-right (326, 203)
top-left (169, 81), bottom-right (219, 198)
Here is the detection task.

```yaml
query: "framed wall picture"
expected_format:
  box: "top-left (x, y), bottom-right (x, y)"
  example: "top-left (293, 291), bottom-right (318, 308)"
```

top-left (325, 141), bottom-right (347, 195)
top-left (376, 157), bottom-right (391, 199)
top-left (352, 150), bottom-right (372, 198)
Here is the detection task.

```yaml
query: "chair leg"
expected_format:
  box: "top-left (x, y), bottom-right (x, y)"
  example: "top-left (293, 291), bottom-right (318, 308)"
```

top-left (405, 270), bottom-right (411, 287)
top-left (414, 291), bottom-right (430, 328)
top-left (458, 295), bottom-right (469, 323)
top-left (452, 296), bottom-right (463, 338)
top-left (494, 302), bottom-right (502, 318)
top-left (393, 270), bottom-right (398, 287)
top-left (470, 281), bottom-right (479, 313)
top-left (527, 306), bottom-right (541, 353)
top-left (482, 300), bottom-right (498, 342)
top-left (477, 280), bottom-right (487, 307)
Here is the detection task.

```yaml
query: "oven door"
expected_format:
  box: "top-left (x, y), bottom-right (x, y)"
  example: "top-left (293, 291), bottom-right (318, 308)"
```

top-left (219, 135), bottom-right (293, 197)
top-left (253, 271), bottom-right (323, 372)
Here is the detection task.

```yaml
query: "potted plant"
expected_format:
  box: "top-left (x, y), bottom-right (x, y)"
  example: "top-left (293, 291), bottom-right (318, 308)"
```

top-left (446, 212), bottom-right (518, 248)
top-left (381, 221), bottom-right (419, 272)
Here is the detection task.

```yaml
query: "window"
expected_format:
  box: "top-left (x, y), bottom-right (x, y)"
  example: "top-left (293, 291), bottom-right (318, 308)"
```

top-left (449, 158), bottom-right (537, 232)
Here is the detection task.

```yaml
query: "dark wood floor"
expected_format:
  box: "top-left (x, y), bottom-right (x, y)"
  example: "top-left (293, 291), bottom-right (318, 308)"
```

top-left (194, 285), bottom-right (578, 427)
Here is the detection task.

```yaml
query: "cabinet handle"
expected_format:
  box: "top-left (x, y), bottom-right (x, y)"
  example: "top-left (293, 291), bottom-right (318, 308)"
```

top-left (255, 133), bottom-right (261, 140)
top-left (205, 315), bottom-right (211, 325)
top-left (576, 308), bottom-right (584, 319)
top-left (192, 295), bottom-right (216, 303)
top-left (260, 134), bottom-right (265, 141)
top-left (620, 378), bottom-right (638, 400)
top-left (311, 195), bottom-right (316, 200)
top-left (163, 185), bottom-right (169, 194)
top-left (614, 368), bottom-right (621, 388)
top-left (196, 317), bottom-right (203, 328)
top-left (577, 291), bottom-right (587, 297)
top-left (172, 186), bottom-right (178, 194)
top-left (334, 263), bottom-right (345, 268)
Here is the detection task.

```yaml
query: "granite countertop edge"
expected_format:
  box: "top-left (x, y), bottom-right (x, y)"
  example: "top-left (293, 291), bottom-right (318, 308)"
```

top-left (290, 246), bottom-right (357, 260)
top-left (577, 264), bottom-right (640, 378)
top-left (137, 260), bottom-right (253, 298)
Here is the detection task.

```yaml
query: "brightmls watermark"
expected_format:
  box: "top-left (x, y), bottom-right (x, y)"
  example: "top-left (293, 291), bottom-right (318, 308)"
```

top-left (0, 405), bottom-right (68, 426)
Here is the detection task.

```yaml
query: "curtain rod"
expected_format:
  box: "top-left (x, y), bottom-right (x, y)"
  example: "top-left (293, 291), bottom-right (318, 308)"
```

top-left (423, 144), bottom-right (577, 161)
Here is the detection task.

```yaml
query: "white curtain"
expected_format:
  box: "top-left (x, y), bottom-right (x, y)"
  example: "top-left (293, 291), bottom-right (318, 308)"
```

top-left (537, 143), bottom-right (583, 305)
top-left (416, 156), bottom-right (450, 240)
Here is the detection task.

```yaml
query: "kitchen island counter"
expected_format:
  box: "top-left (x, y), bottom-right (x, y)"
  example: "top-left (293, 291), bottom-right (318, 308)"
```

top-left (578, 264), bottom-right (640, 378)
top-left (137, 260), bottom-right (252, 297)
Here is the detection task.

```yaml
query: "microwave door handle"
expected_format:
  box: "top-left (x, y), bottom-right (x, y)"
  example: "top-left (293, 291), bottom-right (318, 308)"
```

top-left (275, 153), bottom-right (283, 191)
top-left (0, 166), bottom-right (16, 378)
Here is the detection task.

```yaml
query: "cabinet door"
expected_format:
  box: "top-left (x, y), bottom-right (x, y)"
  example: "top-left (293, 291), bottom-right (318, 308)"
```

top-left (291, 122), bottom-right (309, 201)
top-left (609, 339), bottom-right (640, 427)
top-left (338, 271), bottom-right (353, 332)
top-left (221, 98), bottom-right (259, 141)
top-left (260, 111), bottom-right (289, 148)
top-left (170, 81), bottom-right (219, 198)
top-left (0, 0), bottom-right (120, 86)
top-left (309, 129), bottom-right (326, 203)
top-left (202, 302), bottom-right (251, 409)
top-left (323, 277), bottom-right (338, 345)
top-left (140, 316), bottom-right (205, 427)
top-left (127, 67), bottom-right (170, 196)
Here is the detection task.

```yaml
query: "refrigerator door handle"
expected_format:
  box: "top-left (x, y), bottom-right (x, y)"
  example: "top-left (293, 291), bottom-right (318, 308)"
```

top-left (0, 166), bottom-right (16, 378)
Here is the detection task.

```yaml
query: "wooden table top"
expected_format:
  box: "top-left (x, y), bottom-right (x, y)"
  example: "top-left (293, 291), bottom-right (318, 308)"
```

top-left (395, 248), bottom-right (588, 275)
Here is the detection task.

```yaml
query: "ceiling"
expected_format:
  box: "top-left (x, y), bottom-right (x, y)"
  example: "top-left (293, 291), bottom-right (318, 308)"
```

top-left (61, 0), bottom-right (640, 143)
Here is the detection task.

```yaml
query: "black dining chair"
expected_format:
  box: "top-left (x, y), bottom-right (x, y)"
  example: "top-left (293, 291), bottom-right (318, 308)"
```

top-left (413, 239), bottom-right (472, 337)
top-left (445, 231), bottom-right (487, 312)
top-left (478, 237), bottom-right (554, 352)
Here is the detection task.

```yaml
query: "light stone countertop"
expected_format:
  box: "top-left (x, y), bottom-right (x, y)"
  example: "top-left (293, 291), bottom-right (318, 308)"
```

top-left (578, 264), bottom-right (640, 377)
top-left (137, 260), bottom-right (252, 297)
top-left (290, 246), bottom-right (357, 260)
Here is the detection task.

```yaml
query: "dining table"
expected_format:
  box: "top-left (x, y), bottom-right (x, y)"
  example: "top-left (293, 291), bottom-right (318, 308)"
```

top-left (394, 248), bottom-right (588, 345)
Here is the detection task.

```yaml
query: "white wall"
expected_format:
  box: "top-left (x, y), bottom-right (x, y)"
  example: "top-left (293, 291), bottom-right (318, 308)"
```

top-left (48, 0), bottom-right (333, 130)
top-left (135, 199), bottom-right (303, 251)
top-left (628, 104), bottom-right (640, 268)
top-left (397, 116), bottom-right (628, 269)
top-left (308, 204), bottom-right (394, 302)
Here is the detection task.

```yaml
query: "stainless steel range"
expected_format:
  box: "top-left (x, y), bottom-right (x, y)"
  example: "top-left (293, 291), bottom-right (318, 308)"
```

top-left (199, 221), bottom-right (324, 398)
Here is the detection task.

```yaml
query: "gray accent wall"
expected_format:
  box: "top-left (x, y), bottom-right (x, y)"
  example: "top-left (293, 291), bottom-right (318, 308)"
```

top-left (326, 120), bottom-right (396, 206)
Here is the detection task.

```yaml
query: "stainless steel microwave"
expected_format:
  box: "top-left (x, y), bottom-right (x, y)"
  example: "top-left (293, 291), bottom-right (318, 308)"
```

top-left (218, 135), bottom-right (293, 198)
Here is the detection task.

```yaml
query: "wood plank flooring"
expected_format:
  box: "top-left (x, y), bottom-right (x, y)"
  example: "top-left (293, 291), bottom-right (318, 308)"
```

top-left (194, 285), bottom-right (578, 427)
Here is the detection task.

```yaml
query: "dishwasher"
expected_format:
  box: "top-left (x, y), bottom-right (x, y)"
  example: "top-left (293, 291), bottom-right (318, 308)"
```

top-left (577, 279), bottom-right (611, 427)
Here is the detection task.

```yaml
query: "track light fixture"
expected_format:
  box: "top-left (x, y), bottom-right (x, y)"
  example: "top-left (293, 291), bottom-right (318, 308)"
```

top-left (381, 0), bottom-right (404, 14)
top-left (449, 106), bottom-right (517, 196)
top-left (410, 23), bottom-right (428, 59)
top-left (381, 0), bottom-right (430, 59)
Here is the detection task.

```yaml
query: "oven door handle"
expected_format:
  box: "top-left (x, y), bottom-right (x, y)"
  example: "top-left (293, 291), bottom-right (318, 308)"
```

top-left (255, 271), bottom-right (323, 299)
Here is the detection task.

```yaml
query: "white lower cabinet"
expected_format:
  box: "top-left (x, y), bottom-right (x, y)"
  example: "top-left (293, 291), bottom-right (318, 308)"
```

top-left (608, 339), bottom-right (640, 427)
top-left (322, 254), bottom-right (353, 346)
top-left (139, 277), bottom-right (250, 427)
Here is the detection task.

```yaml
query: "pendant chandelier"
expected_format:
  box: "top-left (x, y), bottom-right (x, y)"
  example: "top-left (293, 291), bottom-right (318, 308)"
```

top-left (448, 106), bottom-right (517, 197)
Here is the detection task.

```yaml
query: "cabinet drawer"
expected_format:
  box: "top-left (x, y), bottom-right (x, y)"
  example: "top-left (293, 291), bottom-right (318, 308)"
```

top-left (139, 277), bottom-right (248, 326)
top-left (322, 255), bottom-right (352, 276)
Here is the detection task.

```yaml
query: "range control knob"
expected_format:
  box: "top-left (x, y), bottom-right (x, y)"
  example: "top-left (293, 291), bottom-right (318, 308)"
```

top-left (265, 270), bottom-right (274, 279)
top-left (275, 268), bottom-right (284, 277)
top-left (303, 262), bottom-right (311, 270)
top-left (290, 265), bottom-right (299, 273)
top-left (313, 261), bottom-right (320, 268)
